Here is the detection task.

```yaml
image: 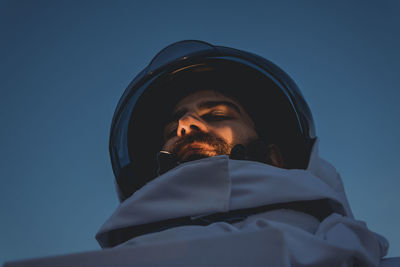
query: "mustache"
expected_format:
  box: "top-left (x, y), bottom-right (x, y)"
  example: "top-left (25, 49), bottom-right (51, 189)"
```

top-left (171, 132), bottom-right (232, 161)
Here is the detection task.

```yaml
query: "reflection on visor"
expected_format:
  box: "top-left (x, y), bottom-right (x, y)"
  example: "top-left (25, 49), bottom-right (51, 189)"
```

top-left (147, 40), bottom-right (216, 74)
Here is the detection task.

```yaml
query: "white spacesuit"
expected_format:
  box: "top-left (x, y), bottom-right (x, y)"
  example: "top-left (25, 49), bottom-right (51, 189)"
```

top-left (5, 141), bottom-right (392, 267)
top-left (95, 40), bottom-right (393, 266)
top-left (95, 139), bottom-right (388, 266)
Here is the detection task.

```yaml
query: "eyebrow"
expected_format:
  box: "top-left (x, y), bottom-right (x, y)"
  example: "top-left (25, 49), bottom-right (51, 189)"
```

top-left (171, 100), bottom-right (242, 121)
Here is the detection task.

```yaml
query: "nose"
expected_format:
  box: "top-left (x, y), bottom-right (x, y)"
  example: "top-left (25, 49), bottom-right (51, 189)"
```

top-left (177, 113), bottom-right (208, 137)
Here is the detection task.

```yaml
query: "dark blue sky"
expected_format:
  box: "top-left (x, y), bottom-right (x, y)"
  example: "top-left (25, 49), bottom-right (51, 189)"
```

top-left (1, 0), bottom-right (399, 264)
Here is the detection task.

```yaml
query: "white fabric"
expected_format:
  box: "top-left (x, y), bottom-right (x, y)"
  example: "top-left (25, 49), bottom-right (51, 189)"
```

top-left (3, 235), bottom-right (398, 267)
top-left (95, 139), bottom-right (389, 266)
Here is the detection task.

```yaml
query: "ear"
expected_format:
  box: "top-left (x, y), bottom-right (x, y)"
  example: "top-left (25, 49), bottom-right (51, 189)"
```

top-left (267, 144), bottom-right (284, 168)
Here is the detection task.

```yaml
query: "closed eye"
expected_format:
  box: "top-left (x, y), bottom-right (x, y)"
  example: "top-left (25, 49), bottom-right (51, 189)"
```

top-left (201, 113), bottom-right (232, 122)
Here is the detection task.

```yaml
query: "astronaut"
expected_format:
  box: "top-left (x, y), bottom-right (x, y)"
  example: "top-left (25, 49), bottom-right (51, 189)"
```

top-left (96, 40), bottom-right (388, 266)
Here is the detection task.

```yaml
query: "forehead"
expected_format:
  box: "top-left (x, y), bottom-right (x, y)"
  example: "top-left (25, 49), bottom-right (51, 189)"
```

top-left (174, 90), bottom-right (243, 111)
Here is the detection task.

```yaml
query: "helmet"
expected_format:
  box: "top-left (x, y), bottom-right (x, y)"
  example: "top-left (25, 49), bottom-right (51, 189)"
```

top-left (110, 40), bottom-right (316, 201)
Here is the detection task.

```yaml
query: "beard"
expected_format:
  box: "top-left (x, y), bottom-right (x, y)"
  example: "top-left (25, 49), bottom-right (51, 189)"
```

top-left (157, 134), bottom-right (275, 177)
top-left (171, 132), bottom-right (233, 163)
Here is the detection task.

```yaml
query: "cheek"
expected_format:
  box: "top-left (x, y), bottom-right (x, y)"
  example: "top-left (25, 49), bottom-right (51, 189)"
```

top-left (211, 127), bottom-right (234, 144)
top-left (162, 137), bottom-right (179, 151)
top-left (212, 125), bottom-right (257, 145)
top-left (234, 127), bottom-right (258, 144)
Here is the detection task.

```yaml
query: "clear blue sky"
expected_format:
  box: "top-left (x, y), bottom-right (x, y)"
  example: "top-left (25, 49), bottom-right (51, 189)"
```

top-left (1, 0), bottom-right (399, 264)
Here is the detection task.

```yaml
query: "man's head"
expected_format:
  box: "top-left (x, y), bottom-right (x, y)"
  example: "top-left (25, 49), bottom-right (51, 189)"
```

top-left (110, 40), bottom-right (316, 201)
top-left (161, 90), bottom-right (283, 167)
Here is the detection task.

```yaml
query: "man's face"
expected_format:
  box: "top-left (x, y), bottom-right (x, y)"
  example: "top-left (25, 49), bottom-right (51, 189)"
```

top-left (162, 90), bottom-right (258, 163)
